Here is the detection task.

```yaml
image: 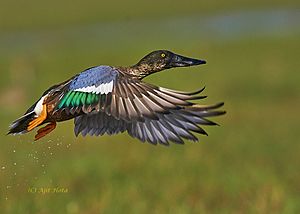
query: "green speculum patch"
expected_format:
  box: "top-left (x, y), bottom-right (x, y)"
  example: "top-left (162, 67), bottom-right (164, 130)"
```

top-left (58, 91), bottom-right (99, 109)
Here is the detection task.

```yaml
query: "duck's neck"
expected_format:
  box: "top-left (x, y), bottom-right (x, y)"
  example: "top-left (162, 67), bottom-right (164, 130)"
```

top-left (120, 63), bottom-right (163, 79)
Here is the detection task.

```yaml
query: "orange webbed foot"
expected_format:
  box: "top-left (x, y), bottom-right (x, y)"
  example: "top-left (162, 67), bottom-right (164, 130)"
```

top-left (34, 122), bottom-right (57, 141)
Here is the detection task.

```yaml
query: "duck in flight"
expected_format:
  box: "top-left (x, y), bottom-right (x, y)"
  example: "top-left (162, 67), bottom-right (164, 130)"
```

top-left (8, 50), bottom-right (225, 145)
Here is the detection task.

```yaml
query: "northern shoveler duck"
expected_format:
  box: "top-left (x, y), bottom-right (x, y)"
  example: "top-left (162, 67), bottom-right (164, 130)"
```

top-left (8, 50), bottom-right (225, 145)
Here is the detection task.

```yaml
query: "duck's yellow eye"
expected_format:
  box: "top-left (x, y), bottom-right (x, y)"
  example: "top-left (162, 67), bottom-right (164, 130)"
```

top-left (161, 53), bottom-right (166, 58)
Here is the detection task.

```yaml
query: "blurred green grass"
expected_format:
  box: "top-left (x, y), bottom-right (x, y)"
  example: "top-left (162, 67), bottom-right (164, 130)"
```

top-left (0, 1), bottom-right (300, 213)
top-left (0, 0), bottom-right (297, 31)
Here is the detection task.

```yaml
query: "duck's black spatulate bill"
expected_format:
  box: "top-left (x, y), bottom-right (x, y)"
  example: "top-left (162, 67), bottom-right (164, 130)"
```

top-left (168, 54), bottom-right (206, 68)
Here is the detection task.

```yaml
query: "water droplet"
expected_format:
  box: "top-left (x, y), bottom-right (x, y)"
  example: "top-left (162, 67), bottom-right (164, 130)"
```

top-left (13, 162), bottom-right (17, 166)
top-left (13, 150), bottom-right (16, 153)
top-left (14, 172), bottom-right (17, 176)
top-left (41, 164), bottom-right (45, 167)
top-left (6, 185), bottom-right (11, 189)
top-left (1, 166), bottom-right (5, 170)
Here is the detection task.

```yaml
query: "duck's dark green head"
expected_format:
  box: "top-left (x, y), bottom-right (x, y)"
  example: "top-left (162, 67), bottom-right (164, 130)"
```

top-left (132, 50), bottom-right (206, 78)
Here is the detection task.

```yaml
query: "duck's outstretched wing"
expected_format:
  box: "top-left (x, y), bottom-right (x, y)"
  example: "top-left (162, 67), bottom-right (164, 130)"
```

top-left (107, 78), bottom-right (207, 122)
top-left (74, 101), bottom-right (225, 145)
top-left (53, 65), bottom-right (225, 144)
top-left (54, 66), bottom-right (209, 122)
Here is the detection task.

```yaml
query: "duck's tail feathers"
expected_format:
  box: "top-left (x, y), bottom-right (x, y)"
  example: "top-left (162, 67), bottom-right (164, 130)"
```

top-left (7, 111), bottom-right (36, 135)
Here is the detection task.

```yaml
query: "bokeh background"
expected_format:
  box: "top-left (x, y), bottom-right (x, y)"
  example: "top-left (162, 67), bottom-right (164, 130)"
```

top-left (0, 0), bottom-right (299, 213)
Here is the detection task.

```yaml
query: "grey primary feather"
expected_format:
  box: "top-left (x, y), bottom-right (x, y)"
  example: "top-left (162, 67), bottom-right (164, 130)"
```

top-left (74, 103), bottom-right (225, 145)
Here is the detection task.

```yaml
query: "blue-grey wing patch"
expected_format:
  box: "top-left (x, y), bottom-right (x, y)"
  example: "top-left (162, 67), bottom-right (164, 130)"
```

top-left (56, 66), bottom-right (118, 111)
top-left (69, 66), bottom-right (118, 94)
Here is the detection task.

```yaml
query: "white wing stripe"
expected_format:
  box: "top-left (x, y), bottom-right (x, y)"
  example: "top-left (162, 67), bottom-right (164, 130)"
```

top-left (99, 83), bottom-right (103, 94)
top-left (74, 81), bottom-right (114, 94)
top-left (109, 82), bottom-right (113, 92)
top-left (102, 82), bottom-right (107, 93)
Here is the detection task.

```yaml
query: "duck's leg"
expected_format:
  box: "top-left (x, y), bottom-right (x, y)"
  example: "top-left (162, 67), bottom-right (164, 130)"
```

top-left (34, 122), bottom-right (57, 141)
